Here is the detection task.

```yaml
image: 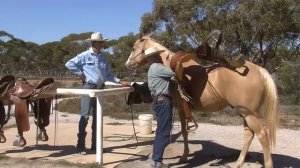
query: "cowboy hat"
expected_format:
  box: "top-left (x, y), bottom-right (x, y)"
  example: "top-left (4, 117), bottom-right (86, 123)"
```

top-left (86, 32), bottom-right (108, 42)
top-left (144, 47), bottom-right (165, 58)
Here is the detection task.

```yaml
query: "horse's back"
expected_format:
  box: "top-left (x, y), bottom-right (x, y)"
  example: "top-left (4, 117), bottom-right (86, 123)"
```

top-left (208, 61), bottom-right (265, 110)
top-left (181, 59), bottom-right (265, 112)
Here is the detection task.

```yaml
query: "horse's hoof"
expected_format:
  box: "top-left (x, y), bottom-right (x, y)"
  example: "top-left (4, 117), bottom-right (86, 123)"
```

top-left (37, 131), bottom-right (49, 141)
top-left (13, 135), bottom-right (27, 146)
top-left (0, 132), bottom-right (6, 143)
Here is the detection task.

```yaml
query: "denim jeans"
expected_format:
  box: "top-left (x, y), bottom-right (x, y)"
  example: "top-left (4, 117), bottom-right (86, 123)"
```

top-left (152, 97), bottom-right (173, 162)
top-left (77, 83), bottom-right (102, 148)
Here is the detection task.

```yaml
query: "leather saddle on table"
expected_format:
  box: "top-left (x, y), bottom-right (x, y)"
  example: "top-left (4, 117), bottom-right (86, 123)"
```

top-left (0, 75), bottom-right (15, 143)
top-left (10, 77), bottom-right (54, 135)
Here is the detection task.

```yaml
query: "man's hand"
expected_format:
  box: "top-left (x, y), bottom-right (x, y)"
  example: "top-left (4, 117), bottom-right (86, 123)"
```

top-left (119, 80), bottom-right (131, 86)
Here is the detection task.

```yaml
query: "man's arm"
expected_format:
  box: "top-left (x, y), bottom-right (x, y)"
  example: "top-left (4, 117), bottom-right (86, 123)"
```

top-left (65, 55), bottom-right (84, 76)
top-left (154, 64), bottom-right (175, 78)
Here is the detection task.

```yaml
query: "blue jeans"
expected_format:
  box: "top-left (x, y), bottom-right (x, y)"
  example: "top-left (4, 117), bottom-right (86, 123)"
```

top-left (152, 97), bottom-right (173, 162)
top-left (77, 84), bottom-right (98, 148)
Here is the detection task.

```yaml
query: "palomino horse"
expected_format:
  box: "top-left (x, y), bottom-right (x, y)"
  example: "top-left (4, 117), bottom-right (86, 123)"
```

top-left (125, 36), bottom-right (278, 168)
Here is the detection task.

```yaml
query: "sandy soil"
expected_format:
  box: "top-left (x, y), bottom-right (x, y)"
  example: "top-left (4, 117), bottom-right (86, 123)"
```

top-left (117, 122), bottom-right (300, 168)
top-left (1, 106), bottom-right (299, 168)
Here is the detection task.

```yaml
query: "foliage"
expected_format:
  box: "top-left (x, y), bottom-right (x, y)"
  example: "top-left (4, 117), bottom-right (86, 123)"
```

top-left (105, 33), bottom-right (138, 76)
top-left (277, 60), bottom-right (300, 104)
top-left (0, 31), bottom-right (137, 76)
top-left (141, 0), bottom-right (300, 72)
top-left (0, 0), bottom-right (299, 103)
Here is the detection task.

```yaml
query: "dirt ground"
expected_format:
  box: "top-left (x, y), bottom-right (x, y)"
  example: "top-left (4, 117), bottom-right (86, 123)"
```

top-left (118, 124), bottom-right (300, 168)
top-left (0, 116), bottom-right (299, 168)
top-left (0, 80), bottom-right (299, 167)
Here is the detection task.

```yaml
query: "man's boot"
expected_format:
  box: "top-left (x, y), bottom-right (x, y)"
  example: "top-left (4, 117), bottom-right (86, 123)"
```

top-left (91, 118), bottom-right (96, 151)
top-left (77, 117), bottom-right (88, 152)
top-left (76, 132), bottom-right (87, 152)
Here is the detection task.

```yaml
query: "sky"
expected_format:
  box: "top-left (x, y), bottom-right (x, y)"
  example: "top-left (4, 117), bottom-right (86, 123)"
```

top-left (0, 0), bottom-right (153, 44)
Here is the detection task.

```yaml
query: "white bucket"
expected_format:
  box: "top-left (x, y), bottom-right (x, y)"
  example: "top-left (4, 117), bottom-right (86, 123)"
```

top-left (138, 114), bottom-right (153, 135)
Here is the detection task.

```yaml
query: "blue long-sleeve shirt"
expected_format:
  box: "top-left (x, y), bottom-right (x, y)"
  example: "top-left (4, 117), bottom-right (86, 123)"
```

top-left (65, 48), bottom-right (120, 85)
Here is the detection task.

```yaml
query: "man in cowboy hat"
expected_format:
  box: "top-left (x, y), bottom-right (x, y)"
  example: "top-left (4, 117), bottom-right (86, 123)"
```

top-left (144, 47), bottom-right (175, 168)
top-left (65, 32), bottom-right (130, 152)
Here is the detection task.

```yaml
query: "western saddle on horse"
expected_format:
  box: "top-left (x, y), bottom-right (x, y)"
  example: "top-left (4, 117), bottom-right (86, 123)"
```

top-left (0, 75), bottom-right (54, 146)
top-left (169, 30), bottom-right (246, 132)
top-left (126, 31), bottom-right (246, 133)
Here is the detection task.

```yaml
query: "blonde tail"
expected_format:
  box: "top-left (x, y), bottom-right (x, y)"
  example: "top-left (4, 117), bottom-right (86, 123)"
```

top-left (259, 68), bottom-right (279, 148)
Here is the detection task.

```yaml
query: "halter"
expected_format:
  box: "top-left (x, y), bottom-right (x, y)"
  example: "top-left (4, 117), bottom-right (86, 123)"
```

top-left (129, 38), bottom-right (147, 61)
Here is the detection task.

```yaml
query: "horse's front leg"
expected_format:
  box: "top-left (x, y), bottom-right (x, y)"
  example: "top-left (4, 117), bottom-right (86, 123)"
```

top-left (179, 109), bottom-right (189, 163)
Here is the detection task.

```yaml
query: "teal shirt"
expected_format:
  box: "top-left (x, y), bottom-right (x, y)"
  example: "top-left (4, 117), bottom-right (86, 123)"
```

top-left (147, 63), bottom-right (175, 96)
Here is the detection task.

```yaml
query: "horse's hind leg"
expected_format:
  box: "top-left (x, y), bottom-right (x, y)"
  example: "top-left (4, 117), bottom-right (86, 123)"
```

top-left (241, 114), bottom-right (273, 168)
top-left (234, 119), bottom-right (254, 168)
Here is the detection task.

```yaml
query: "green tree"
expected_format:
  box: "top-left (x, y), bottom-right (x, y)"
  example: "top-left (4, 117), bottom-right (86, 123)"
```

top-left (141, 0), bottom-right (300, 72)
top-left (106, 33), bottom-right (139, 78)
top-left (277, 60), bottom-right (300, 104)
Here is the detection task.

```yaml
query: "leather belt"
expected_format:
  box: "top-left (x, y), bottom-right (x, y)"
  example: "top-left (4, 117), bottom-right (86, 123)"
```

top-left (83, 82), bottom-right (105, 89)
top-left (154, 95), bottom-right (171, 101)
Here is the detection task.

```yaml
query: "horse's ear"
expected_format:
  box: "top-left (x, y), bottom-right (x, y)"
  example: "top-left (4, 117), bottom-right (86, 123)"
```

top-left (144, 33), bottom-right (152, 39)
top-left (139, 33), bottom-right (143, 40)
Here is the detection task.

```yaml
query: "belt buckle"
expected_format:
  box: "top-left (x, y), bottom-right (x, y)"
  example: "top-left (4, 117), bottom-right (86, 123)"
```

top-left (88, 83), bottom-right (97, 88)
top-left (156, 95), bottom-right (166, 101)
top-left (96, 83), bottom-right (104, 89)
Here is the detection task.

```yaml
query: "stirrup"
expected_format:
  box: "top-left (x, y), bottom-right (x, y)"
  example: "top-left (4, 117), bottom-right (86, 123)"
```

top-left (186, 117), bottom-right (198, 133)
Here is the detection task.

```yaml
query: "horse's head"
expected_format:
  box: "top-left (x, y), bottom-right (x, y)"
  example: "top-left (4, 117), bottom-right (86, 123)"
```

top-left (125, 35), bottom-right (174, 73)
top-left (125, 36), bottom-right (148, 72)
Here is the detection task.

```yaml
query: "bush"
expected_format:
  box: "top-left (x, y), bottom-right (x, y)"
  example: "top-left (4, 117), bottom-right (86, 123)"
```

top-left (277, 61), bottom-right (300, 105)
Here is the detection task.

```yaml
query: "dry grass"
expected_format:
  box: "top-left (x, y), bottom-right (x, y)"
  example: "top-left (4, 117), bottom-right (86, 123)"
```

top-left (56, 96), bottom-right (299, 130)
